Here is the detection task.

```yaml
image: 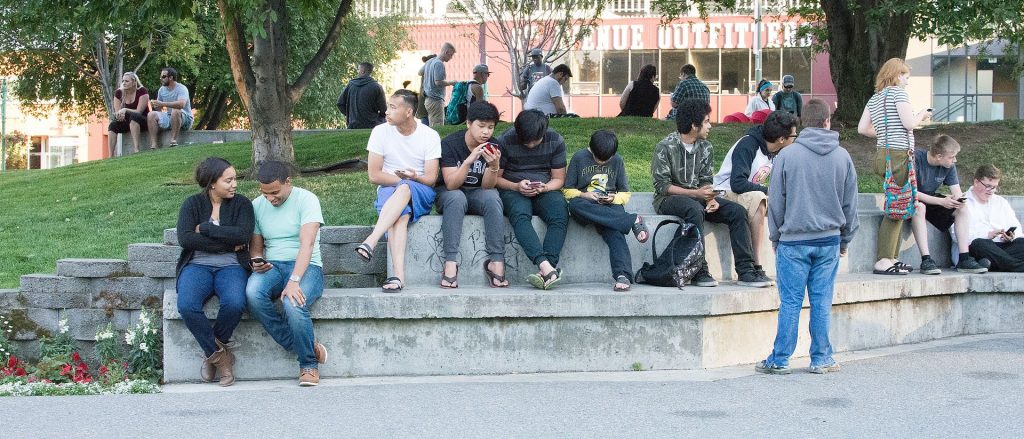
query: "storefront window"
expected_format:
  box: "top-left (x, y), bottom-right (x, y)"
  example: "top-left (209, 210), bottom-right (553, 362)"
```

top-left (602, 51), bottom-right (630, 94)
top-left (762, 47), bottom-right (781, 83)
top-left (630, 50), bottom-right (659, 89)
top-left (660, 50), bottom-right (689, 94)
top-left (571, 50), bottom-right (602, 95)
top-left (721, 49), bottom-right (749, 94)
top-left (782, 47), bottom-right (812, 93)
top-left (690, 49), bottom-right (720, 93)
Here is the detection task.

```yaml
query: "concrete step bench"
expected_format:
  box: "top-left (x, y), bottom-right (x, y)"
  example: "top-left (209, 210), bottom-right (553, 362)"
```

top-left (161, 271), bottom-right (1024, 382)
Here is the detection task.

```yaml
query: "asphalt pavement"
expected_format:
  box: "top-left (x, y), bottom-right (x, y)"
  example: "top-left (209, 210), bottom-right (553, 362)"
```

top-left (1, 333), bottom-right (1022, 438)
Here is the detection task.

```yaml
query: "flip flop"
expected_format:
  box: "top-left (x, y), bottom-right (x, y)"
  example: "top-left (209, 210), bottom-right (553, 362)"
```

top-left (483, 259), bottom-right (508, 288)
top-left (872, 264), bottom-right (909, 275)
top-left (528, 268), bottom-right (563, 290)
top-left (381, 277), bottom-right (403, 292)
top-left (631, 216), bottom-right (650, 243)
top-left (613, 275), bottom-right (631, 292)
top-left (354, 243), bottom-right (373, 262)
top-left (440, 265), bottom-right (459, 289)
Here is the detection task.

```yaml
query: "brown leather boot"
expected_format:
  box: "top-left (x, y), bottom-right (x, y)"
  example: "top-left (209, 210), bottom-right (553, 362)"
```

top-left (201, 351), bottom-right (218, 383)
top-left (212, 339), bottom-right (235, 386)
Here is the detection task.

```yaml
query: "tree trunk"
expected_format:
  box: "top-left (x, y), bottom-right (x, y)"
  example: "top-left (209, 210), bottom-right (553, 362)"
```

top-left (822, 0), bottom-right (913, 124)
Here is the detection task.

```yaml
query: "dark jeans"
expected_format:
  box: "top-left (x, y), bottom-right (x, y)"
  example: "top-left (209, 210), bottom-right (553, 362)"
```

top-left (656, 194), bottom-right (756, 275)
top-left (969, 238), bottom-right (1024, 272)
top-left (176, 263), bottom-right (248, 357)
top-left (568, 197), bottom-right (636, 281)
top-left (500, 189), bottom-right (568, 267)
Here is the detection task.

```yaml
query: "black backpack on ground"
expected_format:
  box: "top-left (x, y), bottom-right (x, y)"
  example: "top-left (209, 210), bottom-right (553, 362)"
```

top-left (635, 220), bottom-right (705, 289)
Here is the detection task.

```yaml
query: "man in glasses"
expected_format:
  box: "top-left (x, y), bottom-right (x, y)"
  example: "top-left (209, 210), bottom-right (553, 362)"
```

top-left (962, 164), bottom-right (1024, 272)
top-left (147, 67), bottom-right (193, 148)
top-left (712, 110), bottom-right (799, 285)
top-left (772, 75), bottom-right (803, 120)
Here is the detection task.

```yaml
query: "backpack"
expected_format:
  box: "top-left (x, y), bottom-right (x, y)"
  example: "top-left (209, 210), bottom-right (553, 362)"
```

top-left (445, 81), bottom-right (473, 125)
top-left (635, 220), bottom-right (705, 289)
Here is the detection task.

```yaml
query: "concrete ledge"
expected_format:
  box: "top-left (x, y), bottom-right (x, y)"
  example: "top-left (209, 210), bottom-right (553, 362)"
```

top-left (127, 243), bottom-right (181, 262)
top-left (162, 272), bottom-right (1024, 382)
top-left (56, 259), bottom-right (129, 278)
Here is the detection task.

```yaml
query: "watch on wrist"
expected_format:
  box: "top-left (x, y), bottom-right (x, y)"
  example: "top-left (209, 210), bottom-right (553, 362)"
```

top-left (289, 274), bottom-right (301, 283)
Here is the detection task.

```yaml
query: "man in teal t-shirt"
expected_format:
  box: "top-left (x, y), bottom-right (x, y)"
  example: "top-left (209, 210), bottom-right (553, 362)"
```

top-left (246, 160), bottom-right (328, 387)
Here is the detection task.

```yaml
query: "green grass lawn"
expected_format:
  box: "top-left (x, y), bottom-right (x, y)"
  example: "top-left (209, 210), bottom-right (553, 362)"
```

top-left (1, 118), bottom-right (1022, 288)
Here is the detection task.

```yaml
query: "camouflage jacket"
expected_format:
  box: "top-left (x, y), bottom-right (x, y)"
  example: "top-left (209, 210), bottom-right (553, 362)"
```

top-left (651, 132), bottom-right (714, 211)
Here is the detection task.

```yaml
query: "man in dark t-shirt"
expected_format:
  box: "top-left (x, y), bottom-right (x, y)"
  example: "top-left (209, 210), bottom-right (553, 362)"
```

top-left (495, 109), bottom-right (568, 290)
top-left (910, 135), bottom-right (987, 274)
top-left (435, 102), bottom-right (508, 287)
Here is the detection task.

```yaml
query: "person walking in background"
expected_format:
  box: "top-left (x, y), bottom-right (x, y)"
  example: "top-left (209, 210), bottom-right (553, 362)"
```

top-left (422, 43), bottom-right (457, 127)
top-left (668, 64), bottom-right (710, 120)
top-left (519, 48), bottom-right (552, 101)
top-left (563, 130), bottom-right (649, 292)
top-left (416, 54), bottom-right (437, 125)
top-left (756, 98), bottom-right (859, 375)
top-left (772, 75), bottom-right (803, 119)
top-left (858, 57), bottom-right (933, 275)
top-left (744, 79), bottom-right (776, 117)
top-left (337, 62), bottom-right (386, 129)
top-left (618, 64), bottom-right (660, 118)
top-left (107, 72), bottom-right (149, 156)
top-left (175, 157), bottom-right (254, 386)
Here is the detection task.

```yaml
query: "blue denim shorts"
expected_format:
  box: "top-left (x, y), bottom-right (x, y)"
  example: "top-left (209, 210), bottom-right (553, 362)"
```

top-left (375, 180), bottom-right (436, 223)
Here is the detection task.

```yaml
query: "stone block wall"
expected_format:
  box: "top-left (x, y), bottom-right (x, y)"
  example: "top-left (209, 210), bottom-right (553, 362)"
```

top-left (0, 226), bottom-right (384, 359)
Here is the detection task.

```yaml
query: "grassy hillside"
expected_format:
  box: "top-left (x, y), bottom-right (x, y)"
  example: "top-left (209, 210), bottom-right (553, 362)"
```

top-left (1, 118), bottom-right (1021, 288)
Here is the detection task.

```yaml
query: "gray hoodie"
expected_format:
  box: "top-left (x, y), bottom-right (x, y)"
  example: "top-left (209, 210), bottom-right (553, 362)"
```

top-left (767, 127), bottom-right (859, 249)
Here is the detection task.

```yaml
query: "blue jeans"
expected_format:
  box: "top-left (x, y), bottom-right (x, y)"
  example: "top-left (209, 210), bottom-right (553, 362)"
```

top-left (568, 198), bottom-right (636, 281)
top-left (764, 243), bottom-right (840, 368)
top-left (500, 189), bottom-right (568, 267)
top-left (176, 264), bottom-right (248, 357)
top-left (245, 261), bottom-right (324, 369)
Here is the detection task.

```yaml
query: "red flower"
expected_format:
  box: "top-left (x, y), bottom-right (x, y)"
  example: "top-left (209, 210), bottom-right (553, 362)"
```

top-left (14, 367), bottom-right (26, 376)
top-left (72, 352), bottom-right (82, 363)
top-left (61, 364), bottom-right (72, 374)
top-left (99, 365), bottom-right (109, 375)
top-left (6, 356), bottom-right (17, 368)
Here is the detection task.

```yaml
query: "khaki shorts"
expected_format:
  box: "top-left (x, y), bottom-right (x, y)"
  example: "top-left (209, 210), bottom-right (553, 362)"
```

top-left (723, 190), bottom-right (768, 224)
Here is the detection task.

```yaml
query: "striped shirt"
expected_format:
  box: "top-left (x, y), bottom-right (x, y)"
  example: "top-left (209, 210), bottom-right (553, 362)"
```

top-left (867, 86), bottom-right (913, 150)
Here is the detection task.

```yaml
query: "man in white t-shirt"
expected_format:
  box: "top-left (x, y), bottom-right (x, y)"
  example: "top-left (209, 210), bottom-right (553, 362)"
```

top-left (523, 64), bottom-right (572, 115)
top-left (355, 90), bottom-right (442, 291)
top-left (962, 164), bottom-right (1024, 272)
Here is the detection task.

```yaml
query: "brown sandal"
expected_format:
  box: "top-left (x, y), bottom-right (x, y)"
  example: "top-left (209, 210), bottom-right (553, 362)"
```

top-left (440, 265), bottom-right (459, 289)
top-left (483, 259), bottom-right (508, 288)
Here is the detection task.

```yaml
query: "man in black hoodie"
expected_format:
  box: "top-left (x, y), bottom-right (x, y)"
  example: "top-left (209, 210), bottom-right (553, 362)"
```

top-left (338, 62), bottom-right (387, 129)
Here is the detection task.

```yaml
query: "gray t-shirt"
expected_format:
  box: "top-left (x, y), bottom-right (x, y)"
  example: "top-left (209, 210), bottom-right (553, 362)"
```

top-left (914, 149), bottom-right (959, 195)
top-left (422, 57), bottom-right (447, 101)
top-left (497, 127), bottom-right (567, 183)
top-left (158, 83), bottom-right (193, 122)
top-left (564, 149), bottom-right (630, 193)
top-left (190, 217), bottom-right (239, 268)
top-left (523, 76), bottom-right (563, 114)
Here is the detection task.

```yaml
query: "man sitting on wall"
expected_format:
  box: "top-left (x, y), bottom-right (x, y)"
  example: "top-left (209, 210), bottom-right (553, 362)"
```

top-left (962, 164), bottom-right (1024, 272)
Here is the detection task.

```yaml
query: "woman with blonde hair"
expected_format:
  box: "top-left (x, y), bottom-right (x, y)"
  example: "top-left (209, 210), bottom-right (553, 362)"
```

top-left (107, 71), bottom-right (150, 156)
top-left (857, 57), bottom-right (932, 275)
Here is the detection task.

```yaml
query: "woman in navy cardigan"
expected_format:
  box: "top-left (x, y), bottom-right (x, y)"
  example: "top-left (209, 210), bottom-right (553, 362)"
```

top-left (175, 157), bottom-right (254, 386)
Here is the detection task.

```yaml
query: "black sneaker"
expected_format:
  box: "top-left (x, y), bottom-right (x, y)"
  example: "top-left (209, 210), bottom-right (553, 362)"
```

top-left (754, 360), bottom-right (791, 375)
top-left (690, 268), bottom-right (718, 287)
top-left (737, 271), bottom-right (772, 288)
top-left (754, 267), bottom-right (775, 286)
top-left (919, 258), bottom-right (941, 275)
top-left (978, 258), bottom-right (992, 269)
top-left (956, 256), bottom-right (988, 274)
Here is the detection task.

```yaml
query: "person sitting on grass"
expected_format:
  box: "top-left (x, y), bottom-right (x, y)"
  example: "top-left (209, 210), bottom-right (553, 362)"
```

top-left (910, 134), bottom-right (988, 274)
top-left (354, 90), bottom-right (441, 292)
top-left (563, 130), bottom-right (649, 292)
top-left (496, 109), bottom-right (568, 290)
top-left (435, 101), bottom-right (508, 288)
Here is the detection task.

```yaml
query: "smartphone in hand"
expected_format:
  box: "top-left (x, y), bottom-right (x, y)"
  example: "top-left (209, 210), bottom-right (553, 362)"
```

top-left (1007, 226), bottom-right (1018, 235)
top-left (483, 142), bottom-right (498, 154)
top-left (250, 256), bottom-right (267, 265)
top-left (529, 181), bottom-right (544, 189)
